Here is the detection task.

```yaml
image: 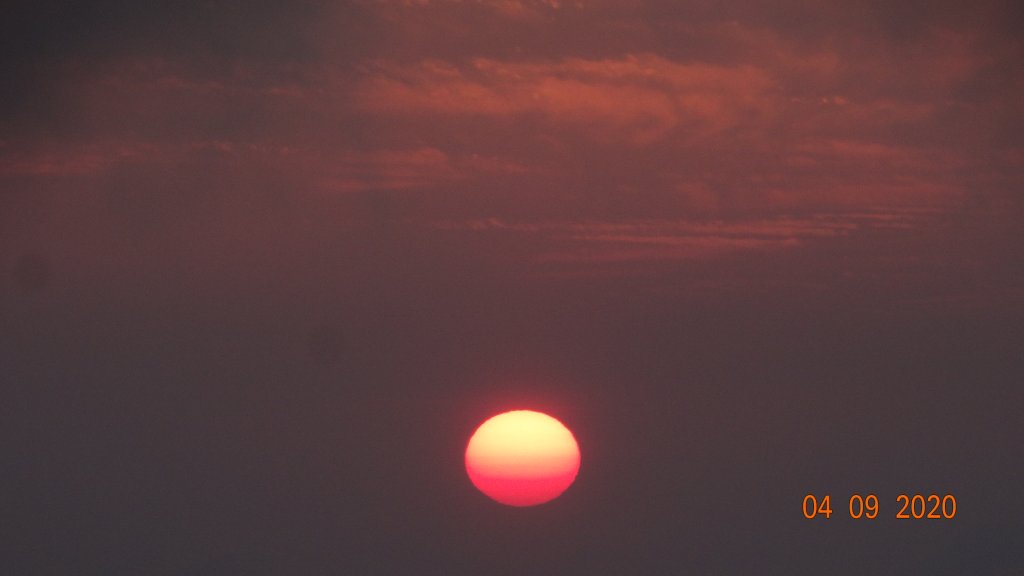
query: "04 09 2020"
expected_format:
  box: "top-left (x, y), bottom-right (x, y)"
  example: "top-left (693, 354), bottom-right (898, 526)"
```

top-left (801, 493), bottom-right (957, 519)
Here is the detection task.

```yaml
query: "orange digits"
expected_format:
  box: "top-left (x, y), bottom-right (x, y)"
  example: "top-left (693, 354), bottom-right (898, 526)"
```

top-left (896, 494), bottom-right (956, 519)
top-left (802, 494), bottom-right (832, 519)
top-left (849, 494), bottom-right (878, 519)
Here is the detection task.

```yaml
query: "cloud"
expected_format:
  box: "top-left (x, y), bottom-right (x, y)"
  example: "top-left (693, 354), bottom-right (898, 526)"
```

top-left (354, 54), bottom-right (775, 144)
top-left (431, 211), bottom-right (923, 266)
top-left (3, 0), bottom-right (1021, 230)
top-left (316, 147), bottom-right (527, 191)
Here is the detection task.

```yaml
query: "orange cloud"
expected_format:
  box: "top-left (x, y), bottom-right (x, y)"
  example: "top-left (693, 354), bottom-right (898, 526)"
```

top-left (354, 54), bottom-right (775, 144)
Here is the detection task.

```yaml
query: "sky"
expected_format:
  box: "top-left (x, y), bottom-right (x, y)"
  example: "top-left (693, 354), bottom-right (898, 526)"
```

top-left (2, 1), bottom-right (1023, 573)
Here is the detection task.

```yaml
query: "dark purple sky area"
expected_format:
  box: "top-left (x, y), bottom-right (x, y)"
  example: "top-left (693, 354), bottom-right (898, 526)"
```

top-left (3, 1), bottom-right (1023, 573)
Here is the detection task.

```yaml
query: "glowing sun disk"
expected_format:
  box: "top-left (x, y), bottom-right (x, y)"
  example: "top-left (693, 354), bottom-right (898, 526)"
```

top-left (465, 410), bottom-right (581, 507)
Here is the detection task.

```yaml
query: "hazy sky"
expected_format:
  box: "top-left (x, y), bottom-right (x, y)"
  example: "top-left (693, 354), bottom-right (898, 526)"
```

top-left (3, 1), bottom-right (1023, 574)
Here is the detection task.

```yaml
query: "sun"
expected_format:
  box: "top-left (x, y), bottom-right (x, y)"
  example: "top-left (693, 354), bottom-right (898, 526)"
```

top-left (465, 410), bottom-right (581, 507)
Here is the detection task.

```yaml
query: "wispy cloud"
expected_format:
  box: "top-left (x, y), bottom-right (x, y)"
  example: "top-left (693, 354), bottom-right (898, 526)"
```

top-left (431, 210), bottom-right (926, 265)
top-left (355, 54), bottom-right (774, 144)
